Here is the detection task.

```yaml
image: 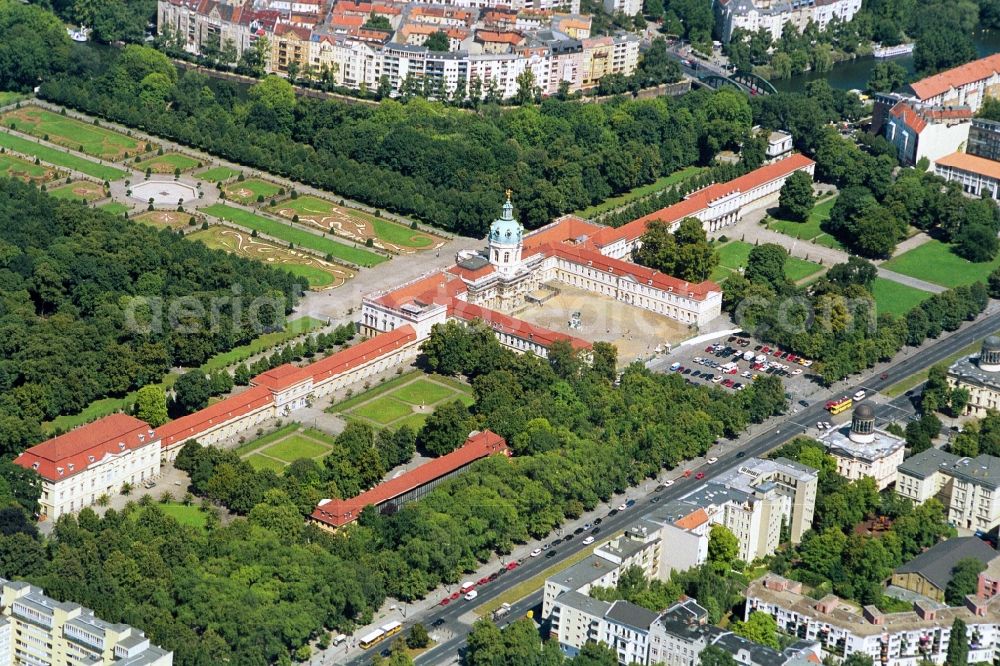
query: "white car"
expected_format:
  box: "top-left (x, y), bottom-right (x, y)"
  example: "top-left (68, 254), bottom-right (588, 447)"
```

top-left (816, 421), bottom-right (825, 429)
top-left (530, 548), bottom-right (542, 557)
top-left (663, 479), bottom-right (675, 487)
top-left (465, 590), bottom-right (479, 601)
top-left (707, 457), bottom-right (718, 464)
top-left (617, 503), bottom-right (628, 511)
top-left (742, 371), bottom-right (752, 378)
top-left (582, 536), bottom-right (595, 545)
top-left (791, 369), bottom-right (803, 376)
top-left (711, 375), bottom-right (723, 383)
top-left (854, 390), bottom-right (866, 400)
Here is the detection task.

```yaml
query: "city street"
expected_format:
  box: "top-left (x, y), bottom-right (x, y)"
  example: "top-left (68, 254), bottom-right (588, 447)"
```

top-left (329, 308), bottom-right (1000, 666)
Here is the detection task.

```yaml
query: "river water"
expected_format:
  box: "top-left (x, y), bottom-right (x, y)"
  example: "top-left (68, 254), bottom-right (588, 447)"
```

top-left (772, 30), bottom-right (1000, 93)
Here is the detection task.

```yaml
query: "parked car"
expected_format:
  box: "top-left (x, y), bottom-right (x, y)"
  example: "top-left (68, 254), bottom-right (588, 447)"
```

top-left (583, 536), bottom-right (595, 545)
top-left (546, 550), bottom-right (558, 558)
top-left (440, 598), bottom-right (451, 606)
top-left (626, 499), bottom-right (636, 507)
top-left (617, 502), bottom-right (628, 511)
top-left (591, 527), bottom-right (601, 534)
top-left (663, 479), bottom-right (674, 486)
top-left (695, 472), bottom-right (705, 479)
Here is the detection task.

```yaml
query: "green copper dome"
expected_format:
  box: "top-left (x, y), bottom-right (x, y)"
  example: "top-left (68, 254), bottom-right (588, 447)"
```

top-left (489, 195), bottom-right (522, 244)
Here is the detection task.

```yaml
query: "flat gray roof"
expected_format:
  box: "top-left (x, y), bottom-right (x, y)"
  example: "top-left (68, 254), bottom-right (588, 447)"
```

top-left (547, 555), bottom-right (619, 590)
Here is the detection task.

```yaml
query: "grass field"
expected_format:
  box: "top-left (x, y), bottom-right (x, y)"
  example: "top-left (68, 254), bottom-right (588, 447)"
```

top-left (0, 151), bottom-right (61, 183)
top-left (157, 503), bottom-right (209, 528)
top-left (331, 372), bottom-right (473, 430)
top-left (239, 425), bottom-right (336, 471)
top-left (0, 131), bottom-right (126, 179)
top-left (47, 180), bottom-right (106, 202)
top-left (136, 152), bottom-right (201, 174)
top-left (0, 92), bottom-right (25, 106)
top-left (187, 226), bottom-right (353, 290)
top-left (270, 195), bottom-right (441, 252)
top-left (197, 165), bottom-right (240, 182)
top-left (223, 178), bottom-right (284, 204)
top-left (44, 319), bottom-right (326, 434)
top-left (2, 106), bottom-right (143, 159)
top-left (882, 239), bottom-right (1000, 288)
top-left (870, 278), bottom-right (933, 318)
top-left (100, 202), bottom-right (129, 216)
top-left (710, 240), bottom-right (822, 284)
top-left (202, 203), bottom-right (387, 267)
top-left (576, 166), bottom-right (707, 218)
top-left (766, 196), bottom-right (845, 250)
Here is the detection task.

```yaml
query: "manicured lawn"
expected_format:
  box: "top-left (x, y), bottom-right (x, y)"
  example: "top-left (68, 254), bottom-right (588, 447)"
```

top-left (186, 226), bottom-right (350, 290)
top-left (265, 434), bottom-right (332, 462)
top-left (271, 195), bottom-right (437, 250)
top-left (47, 180), bottom-right (105, 202)
top-left (331, 371), bottom-right (421, 412)
top-left (235, 423), bottom-right (300, 456)
top-left (0, 91), bottom-right (25, 106)
top-left (395, 413), bottom-right (428, 431)
top-left (100, 202), bottom-right (129, 215)
top-left (711, 240), bottom-right (822, 283)
top-left (766, 196), bottom-right (845, 251)
top-left (576, 166), bottom-right (706, 218)
top-left (784, 256), bottom-right (824, 283)
top-left (157, 503), bottom-right (209, 528)
top-left (223, 178), bottom-right (283, 204)
top-left (0, 152), bottom-right (57, 181)
top-left (352, 396), bottom-right (414, 425)
top-left (247, 453), bottom-right (288, 473)
top-left (870, 278), bottom-right (933, 318)
top-left (136, 152), bottom-right (201, 173)
top-left (2, 106), bottom-right (142, 159)
top-left (197, 165), bottom-right (240, 182)
top-left (0, 131), bottom-right (126, 179)
top-left (393, 378), bottom-right (457, 405)
top-left (202, 203), bottom-right (387, 267)
top-left (882, 239), bottom-right (1000, 288)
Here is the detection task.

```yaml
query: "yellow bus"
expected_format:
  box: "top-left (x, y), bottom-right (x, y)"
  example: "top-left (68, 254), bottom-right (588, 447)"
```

top-left (827, 397), bottom-right (853, 415)
top-left (381, 621), bottom-right (403, 638)
top-left (358, 628), bottom-right (386, 650)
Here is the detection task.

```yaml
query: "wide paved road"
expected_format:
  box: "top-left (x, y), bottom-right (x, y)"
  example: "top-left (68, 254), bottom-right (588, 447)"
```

top-left (346, 310), bottom-right (1000, 666)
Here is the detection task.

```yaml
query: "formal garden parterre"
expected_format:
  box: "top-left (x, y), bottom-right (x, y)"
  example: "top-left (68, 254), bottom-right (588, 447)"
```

top-left (330, 371), bottom-right (474, 432)
top-left (1, 105), bottom-right (148, 160)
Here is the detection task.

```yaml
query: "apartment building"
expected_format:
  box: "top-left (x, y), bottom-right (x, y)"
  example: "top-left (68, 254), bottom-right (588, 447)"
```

top-left (602, 0), bottom-right (642, 17)
top-left (936, 152), bottom-right (1000, 201)
top-left (820, 404), bottom-right (906, 490)
top-left (881, 98), bottom-right (972, 166)
top-left (908, 53), bottom-right (1000, 113)
top-left (553, 595), bottom-right (823, 666)
top-left (891, 537), bottom-right (999, 603)
top-left (896, 447), bottom-right (1000, 532)
top-left (13, 414), bottom-right (161, 521)
top-left (156, 0), bottom-right (638, 99)
top-left (747, 573), bottom-right (1000, 666)
top-left (714, 0), bottom-right (863, 43)
top-left (0, 578), bottom-right (172, 666)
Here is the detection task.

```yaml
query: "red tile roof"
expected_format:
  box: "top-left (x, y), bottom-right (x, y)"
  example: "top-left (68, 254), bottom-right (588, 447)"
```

top-left (446, 262), bottom-right (495, 281)
top-left (674, 508), bottom-right (709, 530)
top-left (522, 215), bottom-right (603, 254)
top-left (889, 101), bottom-right (972, 135)
top-left (448, 300), bottom-right (592, 351)
top-left (591, 154), bottom-right (815, 248)
top-left (311, 430), bottom-right (509, 527)
top-left (308, 326), bottom-right (417, 386)
top-left (546, 243), bottom-right (720, 300)
top-left (251, 363), bottom-right (311, 392)
top-left (475, 30), bottom-right (525, 45)
top-left (911, 53), bottom-right (1000, 101)
top-left (890, 101), bottom-right (927, 134)
top-left (374, 272), bottom-right (466, 309)
top-left (936, 151), bottom-right (1000, 181)
top-left (157, 386), bottom-right (275, 450)
top-left (14, 414), bottom-right (157, 482)
top-left (274, 23), bottom-right (311, 39)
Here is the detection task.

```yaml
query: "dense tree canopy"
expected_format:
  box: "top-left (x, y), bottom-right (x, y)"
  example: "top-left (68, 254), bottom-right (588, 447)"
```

top-left (0, 179), bottom-right (300, 454)
top-left (40, 48), bottom-right (756, 233)
top-left (0, 0), bottom-right (70, 91)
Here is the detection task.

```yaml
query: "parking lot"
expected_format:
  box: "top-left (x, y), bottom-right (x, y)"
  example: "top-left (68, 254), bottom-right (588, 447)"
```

top-left (667, 334), bottom-right (820, 399)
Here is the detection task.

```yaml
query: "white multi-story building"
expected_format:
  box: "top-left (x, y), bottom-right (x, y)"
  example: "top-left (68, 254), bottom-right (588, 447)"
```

top-left (881, 98), bottom-right (972, 167)
top-left (909, 53), bottom-right (1000, 113)
top-left (602, 0), bottom-right (642, 17)
top-left (820, 403), bottom-right (906, 490)
top-left (13, 414), bottom-right (161, 520)
top-left (896, 448), bottom-right (1000, 533)
top-left (947, 336), bottom-right (1000, 415)
top-left (747, 573), bottom-right (1000, 666)
top-left (0, 578), bottom-right (172, 666)
top-left (714, 0), bottom-right (863, 43)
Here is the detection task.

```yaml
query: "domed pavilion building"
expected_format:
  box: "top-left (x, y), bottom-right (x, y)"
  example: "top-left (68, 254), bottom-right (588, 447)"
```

top-left (947, 336), bottom-right (1000, 417)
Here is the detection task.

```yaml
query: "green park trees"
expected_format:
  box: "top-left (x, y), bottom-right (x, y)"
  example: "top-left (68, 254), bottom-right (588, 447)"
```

top-left (634, 217), bottom-right (718, 282)
top-left (945, 558), bottom-right (987, 606)
top-left (134, 385), bottom-right (168, 427)
top-left (418, 400), bottom-right (475, 456)
top-left (732, 611), bottom-right (780, 649)
top-left (777, 171), bottom-right (814, 222)
top-left (0, 0), bottom-right (70, 91)
top-left (947, 618), bottom-right (969, 666)
top-left (708, 524), bottom-right (739, 565)
top-left (424, 31), bottom-right (450, 52)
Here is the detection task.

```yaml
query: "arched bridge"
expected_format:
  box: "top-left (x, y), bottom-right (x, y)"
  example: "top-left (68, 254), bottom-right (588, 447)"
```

top-left (698, 70), bottom-right (776, 96)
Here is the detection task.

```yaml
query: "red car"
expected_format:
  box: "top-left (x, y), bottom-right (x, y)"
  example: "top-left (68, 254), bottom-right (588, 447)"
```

top-left (683, 470), bottom-right (692, 477)
top-left (723, 379), bottom-right (734, 387)
top-left (440, 598), bottom-right (451, 606)
top-left (478, 577), bottom-right (490, 586)
top-left (450, 592), bottom-right (460, 600)
top-left (761, 346), bottom-right (770, 353)
top-left (695, 472), bottom-right (705, 480)
top-left (705, 345), bottom-right (714, 352)
top-left (506, 562), bottom-right (519, 570)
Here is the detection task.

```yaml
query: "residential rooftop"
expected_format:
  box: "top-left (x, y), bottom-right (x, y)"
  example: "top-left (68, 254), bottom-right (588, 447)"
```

top-left (894, 537), bottom-right (998, 590)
